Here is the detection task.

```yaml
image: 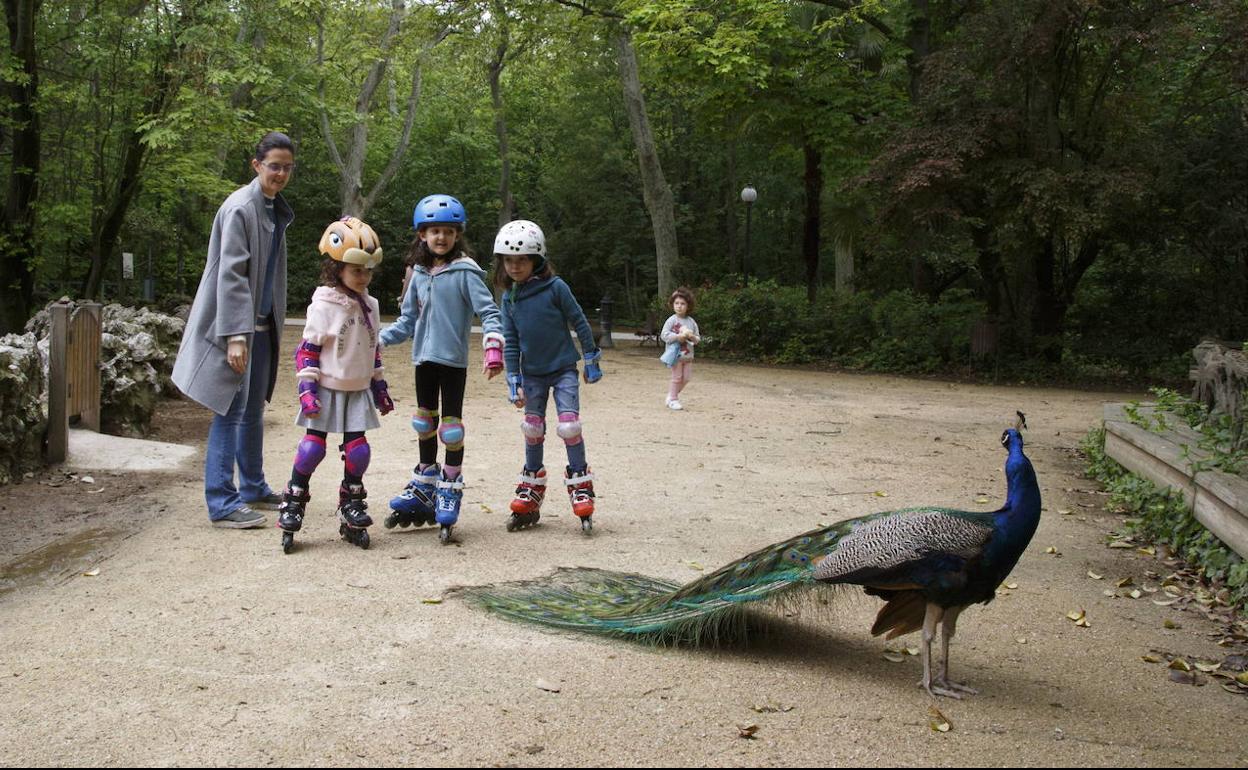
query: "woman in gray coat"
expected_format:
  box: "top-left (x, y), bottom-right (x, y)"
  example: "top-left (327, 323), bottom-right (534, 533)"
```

top-left (172, 132), bottom-right (296, 528)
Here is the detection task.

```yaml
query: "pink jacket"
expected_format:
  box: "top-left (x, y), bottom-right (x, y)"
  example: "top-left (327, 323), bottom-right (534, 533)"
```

top-left (298, 286), bottom-right (382, 392)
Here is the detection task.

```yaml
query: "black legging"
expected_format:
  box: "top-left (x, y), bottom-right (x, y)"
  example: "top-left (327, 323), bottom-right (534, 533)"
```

top-left (415, 362), bottom-right (467, 467)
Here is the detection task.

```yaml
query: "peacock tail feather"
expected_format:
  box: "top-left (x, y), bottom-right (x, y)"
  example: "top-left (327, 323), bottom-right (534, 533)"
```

top-left (462, 506), bottom-right (984, 645)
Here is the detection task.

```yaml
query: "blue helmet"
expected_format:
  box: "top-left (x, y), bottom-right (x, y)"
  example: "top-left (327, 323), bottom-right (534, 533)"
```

top-left (413, 194), bottom-right (467, 230)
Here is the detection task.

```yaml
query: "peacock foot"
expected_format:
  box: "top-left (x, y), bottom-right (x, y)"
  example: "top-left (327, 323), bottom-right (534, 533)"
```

top-left (919, 678), bottom-right (978, 699)
top-left (936, 678), bottom-right (978, 695)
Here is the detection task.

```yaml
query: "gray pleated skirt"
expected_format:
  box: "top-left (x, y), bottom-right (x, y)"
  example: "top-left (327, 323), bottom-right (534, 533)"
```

top-left (295, 387), bottom-right (380, 433)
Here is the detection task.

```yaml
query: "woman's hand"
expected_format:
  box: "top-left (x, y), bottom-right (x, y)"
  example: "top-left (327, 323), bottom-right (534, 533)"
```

top-left (227, 339), bottom-right (248, 374)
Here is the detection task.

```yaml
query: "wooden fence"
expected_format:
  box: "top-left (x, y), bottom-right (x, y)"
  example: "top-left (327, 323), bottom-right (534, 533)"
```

top-left (46, 301), bottom-right (102, 463)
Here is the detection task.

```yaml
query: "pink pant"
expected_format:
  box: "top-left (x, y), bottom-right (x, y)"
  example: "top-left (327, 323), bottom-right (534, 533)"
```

top-left (668, 359), bottom-right (693, 400)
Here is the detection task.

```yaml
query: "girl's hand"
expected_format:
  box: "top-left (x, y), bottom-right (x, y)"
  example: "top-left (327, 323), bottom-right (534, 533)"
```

top-left (485, 364), bottom-right (502, 380)
top-left (513, 394), bottom-right (526, 409)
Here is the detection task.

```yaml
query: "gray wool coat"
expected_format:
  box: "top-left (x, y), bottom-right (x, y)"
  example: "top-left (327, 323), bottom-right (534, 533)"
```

top-left (172, 178), bottom-right (293, 416)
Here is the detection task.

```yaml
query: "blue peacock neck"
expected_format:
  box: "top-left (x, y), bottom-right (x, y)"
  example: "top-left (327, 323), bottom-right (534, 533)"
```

top-left (997, 431), bottom-right (1042, 544)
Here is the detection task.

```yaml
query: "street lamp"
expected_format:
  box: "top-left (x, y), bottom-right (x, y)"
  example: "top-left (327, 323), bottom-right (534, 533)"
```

top-left (740, 184), bottom-right (757, 282)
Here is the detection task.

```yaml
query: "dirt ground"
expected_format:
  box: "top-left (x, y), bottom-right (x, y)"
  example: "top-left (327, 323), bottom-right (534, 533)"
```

top-left (2, 330), bottom-right (1246, 767)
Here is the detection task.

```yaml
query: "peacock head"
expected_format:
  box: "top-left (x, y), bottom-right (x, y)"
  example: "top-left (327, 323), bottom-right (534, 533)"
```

top-left (1000, 411), bottom-right (1027, 451)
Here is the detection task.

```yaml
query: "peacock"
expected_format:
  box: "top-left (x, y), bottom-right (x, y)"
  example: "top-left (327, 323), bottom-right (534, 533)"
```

top-left (464, 413), bottom-right (1041, 699)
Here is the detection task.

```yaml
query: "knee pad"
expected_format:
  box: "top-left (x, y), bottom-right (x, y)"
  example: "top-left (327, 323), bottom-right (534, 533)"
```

top-left (438, 416), bottom-right (465, 451)
top-left (341, 436), bottom-right (370, 477)
top-left (521, 414), bottom-right (546, 445)
top-left (294, 434), bottom-right (327, 476)
top-left (556, 412), bottom-right (583, 445)
top-left (411, 408), bottom-right (439, 440)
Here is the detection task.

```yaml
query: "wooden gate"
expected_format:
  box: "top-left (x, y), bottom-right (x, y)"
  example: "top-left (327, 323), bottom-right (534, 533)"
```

top-left (46, 301), bottom-right (102, 463)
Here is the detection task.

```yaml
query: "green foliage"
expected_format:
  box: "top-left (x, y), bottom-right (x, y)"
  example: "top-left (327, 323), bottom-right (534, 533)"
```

top-left (1123, 388), bottom-right (1248, 477)
top-left (692, 279), bottom-right (983, 372)
top-left (2, 0), bottom-right (1245, 381)
top-left (1082, 427), bottom-right (1248, 612)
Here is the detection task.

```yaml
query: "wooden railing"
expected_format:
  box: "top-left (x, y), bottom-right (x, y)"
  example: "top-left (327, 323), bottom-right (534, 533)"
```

top-left (46, 301), bottom-right (102, 463)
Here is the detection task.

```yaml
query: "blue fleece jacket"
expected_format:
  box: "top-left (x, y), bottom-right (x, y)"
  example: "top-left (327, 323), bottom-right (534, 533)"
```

top-left (381, 257), bottom-right (502, 368)
top-left (502, 276), bottom-right (597, 377)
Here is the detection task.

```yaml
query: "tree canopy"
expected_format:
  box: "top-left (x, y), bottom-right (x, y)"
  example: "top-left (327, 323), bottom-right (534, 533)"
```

top-left (1, 0), bottom-right (1244, 376)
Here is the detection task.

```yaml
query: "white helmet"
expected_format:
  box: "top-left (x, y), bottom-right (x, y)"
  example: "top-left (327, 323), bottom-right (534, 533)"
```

top-left (494, 219), bottom-right (546, 258)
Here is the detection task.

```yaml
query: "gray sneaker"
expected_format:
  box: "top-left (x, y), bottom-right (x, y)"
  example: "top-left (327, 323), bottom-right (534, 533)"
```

top-left (245, 491), bottom-right (284, 510)
top-left (212, 506), bottom-right (266, 529)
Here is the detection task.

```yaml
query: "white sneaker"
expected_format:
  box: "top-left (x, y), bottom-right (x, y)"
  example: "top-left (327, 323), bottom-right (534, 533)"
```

top-left (667, 399), bottom-right (683, 411)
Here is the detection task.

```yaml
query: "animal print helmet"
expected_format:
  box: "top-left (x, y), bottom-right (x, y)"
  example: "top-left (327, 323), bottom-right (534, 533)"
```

top-left (319, 217), bottom-right (383, 269)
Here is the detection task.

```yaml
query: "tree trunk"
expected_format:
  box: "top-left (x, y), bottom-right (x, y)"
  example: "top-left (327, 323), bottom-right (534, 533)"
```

top-left (0, 0), bottom-right (40, 334)
top-left (84, 67), bottom-right (170, 299)
top-left (802, 142), bottom-right (822, 302)
top-left (318, 2), bottom-right (444, 218)
top-left (906, 0), bottom-right (930, 104)
top-left (834, 236), bottom-right (854, 294)
top-left (83, 1), bottom-right (197, 300)
top-left (725, 136), bottom-right (737, 274)
top-left (488, 41), bottom-right (514, 227)
top-left (613, 28), bottom-right (678, 298)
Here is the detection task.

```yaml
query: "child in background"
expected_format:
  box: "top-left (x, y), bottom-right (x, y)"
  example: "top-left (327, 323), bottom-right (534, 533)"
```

top-left (277, 217), bottom-right (393, 553)
top-left (492, 220), bottom-right (603, 535)
top-left (661, 287), bottom-right (700, 411)
top-left (381, 194), bottom-right (504, 544)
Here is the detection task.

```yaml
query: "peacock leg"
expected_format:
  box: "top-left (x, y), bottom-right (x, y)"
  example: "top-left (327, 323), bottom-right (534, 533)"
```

top-left (918, 603), bottom-right (960, 698)
top-left (936, 605), bottom-right (979, 695)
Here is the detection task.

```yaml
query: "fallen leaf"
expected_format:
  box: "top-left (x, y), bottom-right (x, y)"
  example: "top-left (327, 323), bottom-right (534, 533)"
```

top-left (1164, 619), bottom-right (1181, 630)
top-left (1169, 669), bottom-right (1207, 686)
top-left (1005, 582), bottom-right (1019, 590)
top-left (882, 651), bottom-right (906, 663)
top-left (1129, 590), bottom-right (1143, 600)
top-left (535, 678), bottom-right (561, 693)
top-left (1141, 655), bottom-right (1160, 663)
top-left (1108, 541), bottom-right (1134, 549)
top-left (1045, 546), bottom-right (1058, 554)
top-left (928, 706), bottom-right (952, 733)
top-left (1138, 546), bottom-right (1156, 556)
top-left (1076, 617), bottom-right (1091, 628)
top-left (905, 647), bottom-right (919, 656)
top-left (1016, 637), bottom-right (1028, 645)
top-left (975, 497), bottom-right (990, 504)
top-left (81, 569), bottom-right (100, 577)
top-left (1195, 662), bottom-right (1220, 673)
top-left (688, 562), bottom-right (704, 571)
top-left (874, 491), bottom-right (888, 498)
top-left (1058, 509), bottom-right (1072, 515)
top-left (1169, 659), bottom-right (1191, 672)
top-left (421, 598), bottom-right (442, 604)
top-left (480, 504), bottom-right (493, 514)
top-left (1116, 577), bottom-right (1134, 588)
top-left (1153, 599), bottom-right (1177, 606)
top-left (81, 475), bottom-right (94, 484)
top-left (1066, 610), bottom-right (1086, 622)
top-left (1236, 672), bottom-right (1248, 686)
top-left (1087, 571), bottom-right (1103, 580)
top-left (737, 724), bottom-right (759, 739)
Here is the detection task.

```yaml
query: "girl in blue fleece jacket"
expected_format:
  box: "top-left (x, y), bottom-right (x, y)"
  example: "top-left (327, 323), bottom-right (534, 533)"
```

top-left (379, 194), bottom-right (503, 544)
top-left (491, 219), bottom-right (603, 535)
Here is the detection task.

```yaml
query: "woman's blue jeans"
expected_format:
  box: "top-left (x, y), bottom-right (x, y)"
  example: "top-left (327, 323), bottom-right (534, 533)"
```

top-left (204, 329), bottom-right (275, 520)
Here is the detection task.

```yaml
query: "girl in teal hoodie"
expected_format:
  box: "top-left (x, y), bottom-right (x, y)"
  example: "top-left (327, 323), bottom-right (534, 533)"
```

top-left (380, 195), bottom-right (503, 544)
top-left (491, 219), bottom-right (603, 535)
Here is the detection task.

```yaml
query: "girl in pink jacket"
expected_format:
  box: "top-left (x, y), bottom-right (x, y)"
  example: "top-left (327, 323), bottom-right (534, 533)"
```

top-left (276, 217), bottom-right (395, 554)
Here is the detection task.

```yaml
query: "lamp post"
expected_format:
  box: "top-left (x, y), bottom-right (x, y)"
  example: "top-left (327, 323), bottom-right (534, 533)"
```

top-left (740, 184), bottom-right (756, 282)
